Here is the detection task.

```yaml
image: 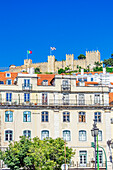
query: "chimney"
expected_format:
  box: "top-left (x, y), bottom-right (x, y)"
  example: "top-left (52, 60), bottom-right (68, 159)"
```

top-left (81, 69), bottom-right (84, 76)
top-left (103, 67), bottom-right (106, 75)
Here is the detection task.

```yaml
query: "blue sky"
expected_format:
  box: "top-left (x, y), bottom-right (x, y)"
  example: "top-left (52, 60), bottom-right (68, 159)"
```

top-left (0, 0), bottom-right (113, 68)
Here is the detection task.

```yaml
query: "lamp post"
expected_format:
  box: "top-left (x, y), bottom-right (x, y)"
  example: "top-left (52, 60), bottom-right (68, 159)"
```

top-left (91, 119), bottom-right (99, 170)
top-left (107, 140), bottom-right (113, 170)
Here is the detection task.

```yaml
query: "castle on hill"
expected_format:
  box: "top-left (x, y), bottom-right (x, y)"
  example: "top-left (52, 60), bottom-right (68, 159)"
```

top-left (9, 50), bottom-right (100, 73)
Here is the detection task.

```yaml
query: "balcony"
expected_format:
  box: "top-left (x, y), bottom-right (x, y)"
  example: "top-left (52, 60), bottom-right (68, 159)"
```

top-left (61, 85), bottom-right (71, 91)
top-left (69, 161), bottom-right (106, 169)
top-left (22, 84), bottom-right (32, 90)
top-left (0, 99), bottom-right (109, 108)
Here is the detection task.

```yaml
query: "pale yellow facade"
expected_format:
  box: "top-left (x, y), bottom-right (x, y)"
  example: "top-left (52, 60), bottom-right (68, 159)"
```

top-left (0, 73), bottom-right (112, 169)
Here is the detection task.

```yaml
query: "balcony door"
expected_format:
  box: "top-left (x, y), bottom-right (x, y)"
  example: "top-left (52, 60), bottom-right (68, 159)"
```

top-left (24, 79), bottom-right (30, 87)
top-left (79, 151), bottom-right (87, 167)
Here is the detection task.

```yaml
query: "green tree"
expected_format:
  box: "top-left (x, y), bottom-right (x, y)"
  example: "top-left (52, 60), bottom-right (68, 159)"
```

top-left (78, 54), bottom-right (86, 60)
top-left (103, 58), bottom-right (113, 67)
top-left (58, 68), bottom-right (65, 74)
top-left (1, 136), bottom-right (75, 170)
top-left (94, 61), bottom-right (102, 67)
top-left (35, 67), bottom-right (40, 73)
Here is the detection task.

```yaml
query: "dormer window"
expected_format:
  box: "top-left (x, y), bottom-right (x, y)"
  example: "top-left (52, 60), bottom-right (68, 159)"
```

top-left (42, 80), bottom-right (48, 86)
top-left (6, 73), bottom-right (11, 77)
top-left (6, 79), bottom-right (12, 85)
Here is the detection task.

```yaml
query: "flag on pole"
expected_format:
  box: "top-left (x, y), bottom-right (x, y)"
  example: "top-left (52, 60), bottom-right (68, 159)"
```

top-left (27, 50), bottom-right (32, 54)
top-left (50, 47), bottom-right (56, 51)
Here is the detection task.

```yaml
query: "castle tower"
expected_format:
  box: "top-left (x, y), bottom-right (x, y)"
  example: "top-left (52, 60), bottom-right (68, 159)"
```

top-left (24, 59), bottom-right (32, 66)
top-left (86, 50), bottom-right (100, 69)
top-left (66, 54), bottom-right (74, 70)
top-left (48, 55), bottom-right (55, 73)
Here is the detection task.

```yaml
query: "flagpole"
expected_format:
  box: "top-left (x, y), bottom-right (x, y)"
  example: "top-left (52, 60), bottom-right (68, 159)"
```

top-left (50, 47), bottom-right (51, 55)
top-left (27, 51), bottom-right (28, 60)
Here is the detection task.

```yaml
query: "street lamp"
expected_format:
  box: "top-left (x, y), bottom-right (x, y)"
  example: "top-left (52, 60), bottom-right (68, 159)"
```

top-left (91, 119), bottom-right (99, 170)
top-left (107, 139), bottom-right (113, 169)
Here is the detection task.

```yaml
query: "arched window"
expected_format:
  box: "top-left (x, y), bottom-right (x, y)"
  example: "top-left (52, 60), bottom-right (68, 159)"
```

top-left (79, 112), bottom-right (85, 122)
top-left (5, 111), bottom-right (13, 122)
top-left (5, 130), bottom-right (13, 141)
top-left (41, 130), bottom-right (49, 140)
top-left (23, 111), bottom-right (31, 122)
top-left (63, 130), bottom-right (71, 142)
top-left (98, 130), bottom-right (102, 141)
top-left (63, 112), bottom-right (70, 122)
top-left (23, 130), bottom-right (31, 138)
top-left (79, 130), bottom-right (87, 141)
top-left (42, 80), bottom-right (48, 86)
top-left (41, 112), bottom-right (48, 122)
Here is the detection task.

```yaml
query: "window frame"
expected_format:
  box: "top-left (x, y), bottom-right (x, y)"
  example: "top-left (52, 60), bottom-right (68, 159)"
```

top-left (63, 112), bottom-right (70, 122)
top-left (6, 79), bottom-right (12, 85)
top-left (79, 112), bottom-right (86, 123)
top-left (5, 130), bottom-right (13, 141)
top-left (94, 112), bottom-right (101, 123)
top-left (6, 93), bottom-right (12, 102)
top-left (23, 111), bottom-right (31, 122)
top-left (42, 80), bottom-right (48, 86)
top-left (24, 93), bottom-right (30, 102)
top-left (41, 111), bottom-right (48, 122)
top-left (79, 130), bottom-right (87, 141)
top-left (6, 73), bottom-right (11, 78)
top-left (41, 130), bottom-right (49, 140)
top-left (5, 111), bottom-right (13, 122)
top-left (98, 130), bottom-right (102, 141)
top-left (23, 130), bottom-right (31, 138)
top-left (63, 130), bottom-right (71, 142)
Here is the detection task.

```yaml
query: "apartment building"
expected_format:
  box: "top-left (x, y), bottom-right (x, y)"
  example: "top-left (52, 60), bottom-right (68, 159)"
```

top-left (0, 72), bottom-right (112, 169)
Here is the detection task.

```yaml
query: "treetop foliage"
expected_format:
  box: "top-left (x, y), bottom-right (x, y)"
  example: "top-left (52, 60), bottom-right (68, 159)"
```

top-left (1, 136), bottom-right (75, 170)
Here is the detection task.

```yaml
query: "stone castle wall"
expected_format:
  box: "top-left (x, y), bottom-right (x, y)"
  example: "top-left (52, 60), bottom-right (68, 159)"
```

top-left (9, 50), bottom-right (100, 73)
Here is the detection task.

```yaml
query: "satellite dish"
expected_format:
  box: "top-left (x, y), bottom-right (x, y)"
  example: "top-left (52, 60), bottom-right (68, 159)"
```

top-left (61, 164), bottom-right (68, 170)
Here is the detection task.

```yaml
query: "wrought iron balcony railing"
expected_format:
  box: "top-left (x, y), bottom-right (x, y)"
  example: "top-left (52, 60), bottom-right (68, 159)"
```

top-left (61, 85), bottom-right (71, 91)
top-left (0, 99), bottom-right (109, 107)
top-left (22, 84), bottom-right (32, 90)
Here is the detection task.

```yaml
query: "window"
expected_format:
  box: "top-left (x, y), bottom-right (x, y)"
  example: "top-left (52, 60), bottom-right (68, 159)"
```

top-left (63, 93), bottom-right (69, 105)
top-left (94, 94), bottom-right (100, 104)
top-left (63, 112), bottom-right (70, 122)
top-left (5, 111), bottom-right (13, 122)
top-left (0, 81), bottom-right (4, 84)
top-left (6, 73), bottom-right (11, 77)
top-left (78, 94), bottom-right (85, 105)
top-left (79, 112), bottom-right (86, 122)
top-left (42, 93), bottom-right (48, 105)
top-left (62, 80), bottom-right (70, 90)
top-left (5, 130), bottom-right (13, 141)
top-left (41, 112), bottom-right (48, 122)
top-left (79, 130), bottom-right (87, 141)
top-left (98, 130), bottom-right (102, 141)
top-left (24, 79), bottom-right (30, 87)
top-left (79, 151), bottom-right (87, 167)
top-left (23, 111), bottom-right (31, 122)
top-left (24, 93), bottom-right (30, 102)
top-left (41, 130), bottom-right (49, 140)
top-left (94, 112), bottom-right (101, 122)
top-left (96, 151), bottom-right (103, 167)
top-left (23, 130), bottom-right (31, 138)
top-left (6, 79), bottom-right (12, 85)
top-left (6, 93), bottom-right (12, 102)
top-left (63, 130), bottom-right (71, 141)
top-left (42, 80), bottom-right (48, 86)
top-left (91, 78), bottom-right (93, 81)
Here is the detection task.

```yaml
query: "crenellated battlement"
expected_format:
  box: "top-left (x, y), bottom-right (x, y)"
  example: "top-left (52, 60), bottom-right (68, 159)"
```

top-left (10, 50), bottom-right (101, 73)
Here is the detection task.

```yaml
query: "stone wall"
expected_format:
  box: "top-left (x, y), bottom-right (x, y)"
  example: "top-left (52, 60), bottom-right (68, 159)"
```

top-left (9, 50), bottom-right (101, 73)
